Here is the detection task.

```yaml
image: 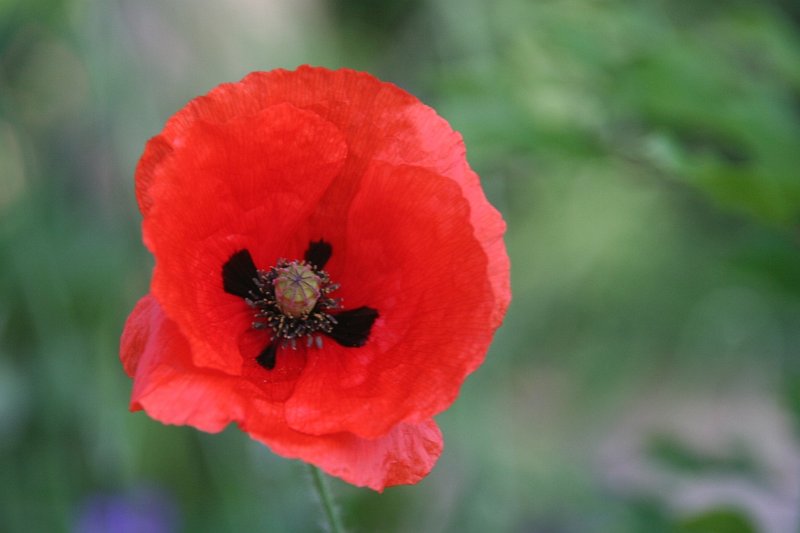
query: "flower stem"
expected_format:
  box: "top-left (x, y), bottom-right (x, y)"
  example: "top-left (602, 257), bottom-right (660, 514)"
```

top-left (307, 464), bottom-right (346, 533)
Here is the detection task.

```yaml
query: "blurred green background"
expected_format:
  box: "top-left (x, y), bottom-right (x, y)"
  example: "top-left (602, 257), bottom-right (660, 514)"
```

top-left (2, 0), bottom-right (800, 531)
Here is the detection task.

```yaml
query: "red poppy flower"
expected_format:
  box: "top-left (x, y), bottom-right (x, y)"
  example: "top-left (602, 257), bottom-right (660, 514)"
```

top-left (120, 66), bottom-right (510, 491)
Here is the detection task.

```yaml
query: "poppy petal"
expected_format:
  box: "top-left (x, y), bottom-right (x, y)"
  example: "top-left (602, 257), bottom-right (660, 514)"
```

top-left (328, 306), bottom-right (379, 347)
top-left (255, 342), bottom-right (278, 370)
top-left (285, 161), bottom-right (496, 438)
top-left (303, 239), bottom-right (333, 270)
top-left (244, 416), bottom-right (443, 492)
top-left (222, 249), bottom-right (259, 299)
top-left (120, 295), bottom-right (250, 431)
top-left (140, 103), bottom-right (347, 373)
top-left (136, 67), bottom-right (509, 327)
top-left (124, 67), bottom-right (510, 490)
top-left (121, 295), bottom-right (441, 491)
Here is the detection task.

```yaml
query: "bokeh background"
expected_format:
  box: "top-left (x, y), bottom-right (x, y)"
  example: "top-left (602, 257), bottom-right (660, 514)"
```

top-left (2, 0), bottom-right (800, 531)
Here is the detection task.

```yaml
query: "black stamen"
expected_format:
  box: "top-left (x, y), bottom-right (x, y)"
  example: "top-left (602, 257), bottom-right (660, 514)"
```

top-left (328, 307), bottom-right (379, 347)
top-left (304, 240), bottom-right (332, 270)
top-left (256, 342), bottom-right (278, 370)
top-left (222, 249), bottom-right (259, 298)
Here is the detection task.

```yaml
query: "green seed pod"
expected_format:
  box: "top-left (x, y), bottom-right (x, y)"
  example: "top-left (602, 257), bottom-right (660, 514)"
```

top-left (273, 262), bottom-right (321, 317)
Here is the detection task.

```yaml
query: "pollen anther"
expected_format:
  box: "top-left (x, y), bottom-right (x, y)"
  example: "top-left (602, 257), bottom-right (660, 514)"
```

top-left (246, 259), bottom-right (341, 349)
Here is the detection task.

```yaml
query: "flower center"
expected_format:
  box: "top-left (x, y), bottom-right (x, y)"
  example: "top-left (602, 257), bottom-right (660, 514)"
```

top-left (273, 262), bottom-right (322, 317)
top-left (222, 242), bottom-right (379, 370)
top-left (249, 258), bottom-right (342, 349)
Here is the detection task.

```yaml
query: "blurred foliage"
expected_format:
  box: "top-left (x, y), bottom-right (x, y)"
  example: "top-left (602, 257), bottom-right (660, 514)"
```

top-left (1, 0), bottom-right (800, 532)
top-left (646, 434), bottom-right (759, 477)
top-left (678, 508), bottom-right (757, 533)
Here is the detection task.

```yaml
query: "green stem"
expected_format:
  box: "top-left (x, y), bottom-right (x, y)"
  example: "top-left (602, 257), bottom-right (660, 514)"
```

top-left (307, 464), bottom-right (346, 533)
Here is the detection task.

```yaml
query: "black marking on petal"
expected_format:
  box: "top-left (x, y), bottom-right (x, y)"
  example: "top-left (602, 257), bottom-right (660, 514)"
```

top-left (304, 240), bottom-right (332, 270)
top-left (328, 306), bottom-right (379, 347)
top-left (256, 342), bottom-right (278, 370)
top-left (222, 249), bottom-right (259, 298)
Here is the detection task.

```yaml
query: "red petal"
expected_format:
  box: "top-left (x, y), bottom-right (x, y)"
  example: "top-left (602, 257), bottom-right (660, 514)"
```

top-left (121, 295), bottom-right (441, 490)
top-left (141, 103), bottom-right (347, 374)
top-left (120, 294), bottom-right (252, 431)
top-left (244, 415), bottom-right (443, 492)
top-left (137, 67), bottom-right (509, 325)
top-left (127, 67), bottom-right (509, 489)
top-left (135, 136), bottom-right (172, 217)
top-left (120, 294), bottom-right (153, 378)
top-left (285, 161), bottom-right (496, 438)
